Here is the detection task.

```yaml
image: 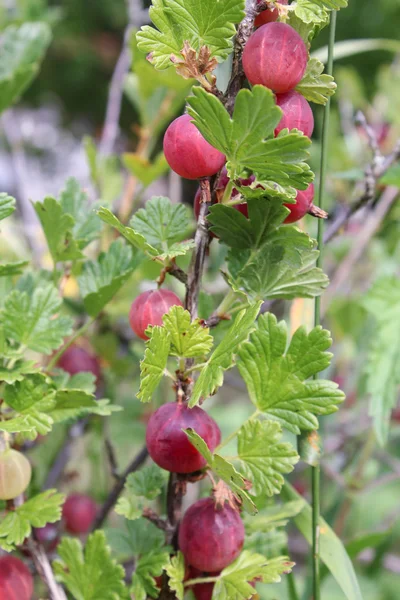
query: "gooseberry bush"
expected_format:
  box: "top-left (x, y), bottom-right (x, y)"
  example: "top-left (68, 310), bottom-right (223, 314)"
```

top-left (3, 1), bottom-right (389, 599)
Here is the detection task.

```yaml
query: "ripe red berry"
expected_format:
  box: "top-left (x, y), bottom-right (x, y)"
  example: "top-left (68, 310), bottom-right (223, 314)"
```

top-left (129, 289), bottom-right (183, 340)
top-left (34, 523), bottom-right (59, 552)
top-left (284, 183), bottom-right (315, 223)
top-left (62, 494), bottom-right (97, 534)
top-left (163, 114), bottom-right (225, 180)
top-left (0, 556), bottom-right (33, 600)
top-left (275, 90), bottom-right (314, 138)
top-left (254, 0), bottom-right (288, 27)
top-left (146, 402), bottom-right (221, 473)
top-left (57, 344), bottom-right (101, 381)
top-left (178, 497), bottom-right (245, 571)
top-left (0, 449), bottom-right (32, 500)
top-left (243, 23), bottom-right (308, 93)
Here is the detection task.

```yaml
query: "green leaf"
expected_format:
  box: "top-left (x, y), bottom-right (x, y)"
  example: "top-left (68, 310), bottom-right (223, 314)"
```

top-left (237, 313), bottom-right (344, 434)
top-left (213, 551), bottom-right (294, 599)
top-left (244, 500), bottom-right (306, 534)
top-left (0, 359), bottom-right (41, 384)
top-left (237, 420), bottom-right (299, 496)
top-left (0, 261), bottom-right (29, 277)
top-left (165, 552), bottom-right (185, 600)
top-left (281, 481), bottom-right (362, 600)
top-left (0, 490), bottom-right (64, 550)
top-left (296, 58), bottom-right (337, 105)
top-left (131, 196), bottom-right (191, 247)
top-left (2, 283), bottom-right (73, 354)
top-left (0, 22), bottom-right (52, 113)
top-left (295, 0), bottom-right (347, 25)
top-left (123, 153), bottom-right (169, 188)
top-left (53, 531), bottom-right (126, 600)
top-left (34, 196), bottom-right (84, 262)
top-left (97, 207), bottom-right (159, 257)
top-left (137, 0), bottom-right (245, 70)
top-left (189, 302), bottom-right (262, 407)
top-left (0, 194), bottom-right (16, 220)
top-left (185, 429), bottom-right (257, 514)
top-left (78, 239), bottom-right (141, 317)
top-left (157, 240), bottom-right (196, 260)
top-left (187, 86), bottom-right (313, 188)
top-left (133, 550), bottom-right (170, 599)
top-left (137, 327), bottom-right (171, 403)
top-left (116, 465), bottom-right (165, 521)
top-left (162, 306), bottom-right (213, 358)
top-left (362, 276), bottom-right (400, 446)
top-left (220, 200), bottom-right (329, 301)
top-left (48, 389), bottom-right (100, 422)
top-left (59, 178), bottom-right (102, 246)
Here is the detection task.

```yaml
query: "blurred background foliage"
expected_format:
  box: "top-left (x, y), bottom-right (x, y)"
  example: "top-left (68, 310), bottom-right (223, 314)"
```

top-left (1, 1), bottom-right (400, 599)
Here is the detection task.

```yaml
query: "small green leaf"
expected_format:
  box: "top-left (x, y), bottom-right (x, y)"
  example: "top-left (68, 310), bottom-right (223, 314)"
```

top-left (0, 261), bottom-right (29, 277)
top-left (165, 552), bottom-right (185, 600)
top-left (0, 359), bottom-right (41, 384)
top-left (2, 283), bottom-right (73, 354)
top-left (53, 531), bottom-right (126, 600)
top-left (156, 240), bottom-right (196, 260)
top-left (296, 58), bottom-right (337, 105)
top-left (0, 22), bottom-right (52, 113)
top-left (162, 306), bottom-right (213, 358)
top-left (123, 153), bottom-right (169, 188)
top-left (134, 550), bottom-right (170, 599)
top-left (0, 490), bottom-right (64, 550)
top-left (34, 196), bottom-right (84, 263)
top-left (0, 194), bottom-right (16, 220)
top-left (281, 481), bottom-right (362, 600)
top-left (131, 196), bottom-right (191, 247)
top-left (362, 276), bottom-right (400, 446)
top-left (237, 420), bottom-right (299, 496)
top-left (137, 0), bottom-right (245, 70)
top-left (97, 207), bottom-right (159, 257)
top-left (187, 86), bottom-right (313, 188)
top-left (59, 178), bottom-right (102, 246)
top-left (295, 0), bottom-right (347, 25)
top-left (137, 327), bottom-right (171, 403)
top-left (116, 465), bottom-right (165, 521)
top-left (237, 314), bottom-right (344, 434)
top-left (189, 302), bottom-right (262, 407)
top-left (78, 239), bottom-right (141, 317)
top-left (213, 551), bottom-right (294, 598)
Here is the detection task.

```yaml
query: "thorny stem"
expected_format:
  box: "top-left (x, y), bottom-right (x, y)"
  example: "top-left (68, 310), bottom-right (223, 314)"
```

top-left (311, 11), bottom-right (337, 600)
top-left (27, 538), bottom-right (68, 600)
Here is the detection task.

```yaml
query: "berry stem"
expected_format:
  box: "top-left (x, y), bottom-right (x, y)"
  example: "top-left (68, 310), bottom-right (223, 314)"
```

top-left (184, 576), bottom-right (219, 586)
top-left (311, 11), bottom-right (337, 600)
top-left (221, 180), bottom-right (234, 204)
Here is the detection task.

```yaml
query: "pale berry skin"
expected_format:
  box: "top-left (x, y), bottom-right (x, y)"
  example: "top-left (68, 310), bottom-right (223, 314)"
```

top-left (57, 344), bottom-right (101, 381)
top-left (34, 523), bottom-right (59, 552)
top-left (62, 494), bottom-right (97, 534)
top-left (275, 90), bottom-right (314, 138)
top-left (0, 449), bottom-right (32, 501)
top-left (243, 23), bottom-right (308, 93)
top-left (129, 289), bottom-right (183, 340)
top-left (254, 0), bottom-right (288, 27)
top-left (284, 183), bottom-right (315, 223)
top-left (178, 497), bottom-right (245, 571)
top-left (163, 114), bottom-right (226, 180)
top-left (146, 402), bottom-right (221, 473)
top-left (0, 556), bottom-right (33, 600)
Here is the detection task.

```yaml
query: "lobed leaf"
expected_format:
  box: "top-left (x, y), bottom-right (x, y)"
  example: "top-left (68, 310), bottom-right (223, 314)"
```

top-left (0, 194), bottom-right (16, 221)
top-left (162, 305), bottom-right (213, 358)
top-left (296, 58), bottom-right (337, 105)
top-left (137, 327), bottom-right (171, 403)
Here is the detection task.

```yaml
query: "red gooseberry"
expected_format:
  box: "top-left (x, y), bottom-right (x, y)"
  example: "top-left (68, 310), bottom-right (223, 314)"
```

top-left (57, 344), bottom-right (101, 381)
top-left (62, 494), bottom-right (97, 534)
top-left (178, 497), bottom-right (245, 572)
top-left (129, 289), bottom-right (183, 340)
top-left (275, 90), bottom-right (314, 138)
top-left (0, 449), bottom-right (32, 501)
top-left (242, 22), bottom-right (308, 93)
top-left (284, 183), bottom-right (315, 223)
top-left (0, 556), bottom-right (33, 600)
top-left (34, 523), bottom-right (60, 552)
top-left (254, 0), bottom-right (288, 27)
top-left (163, 114), bottom-right (225, 180)
top-left (146, 402), bottom-right (221, 473)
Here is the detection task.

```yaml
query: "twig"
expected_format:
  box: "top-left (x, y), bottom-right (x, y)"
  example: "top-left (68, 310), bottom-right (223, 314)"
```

top-left (224, 0), bottom-right (259, 114)
top-left (43, 419), bottom-right (89, 490)
top-left (99, 0), bottom-right (149, 156)
top-left (27, 539), bottom-right (67, 600)
top-left (142, 507), bottom-right (169, 531)
top-left (92, 445), bottom-right (148, 530)
top-left (105, 437), bottom-right (120, 480)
